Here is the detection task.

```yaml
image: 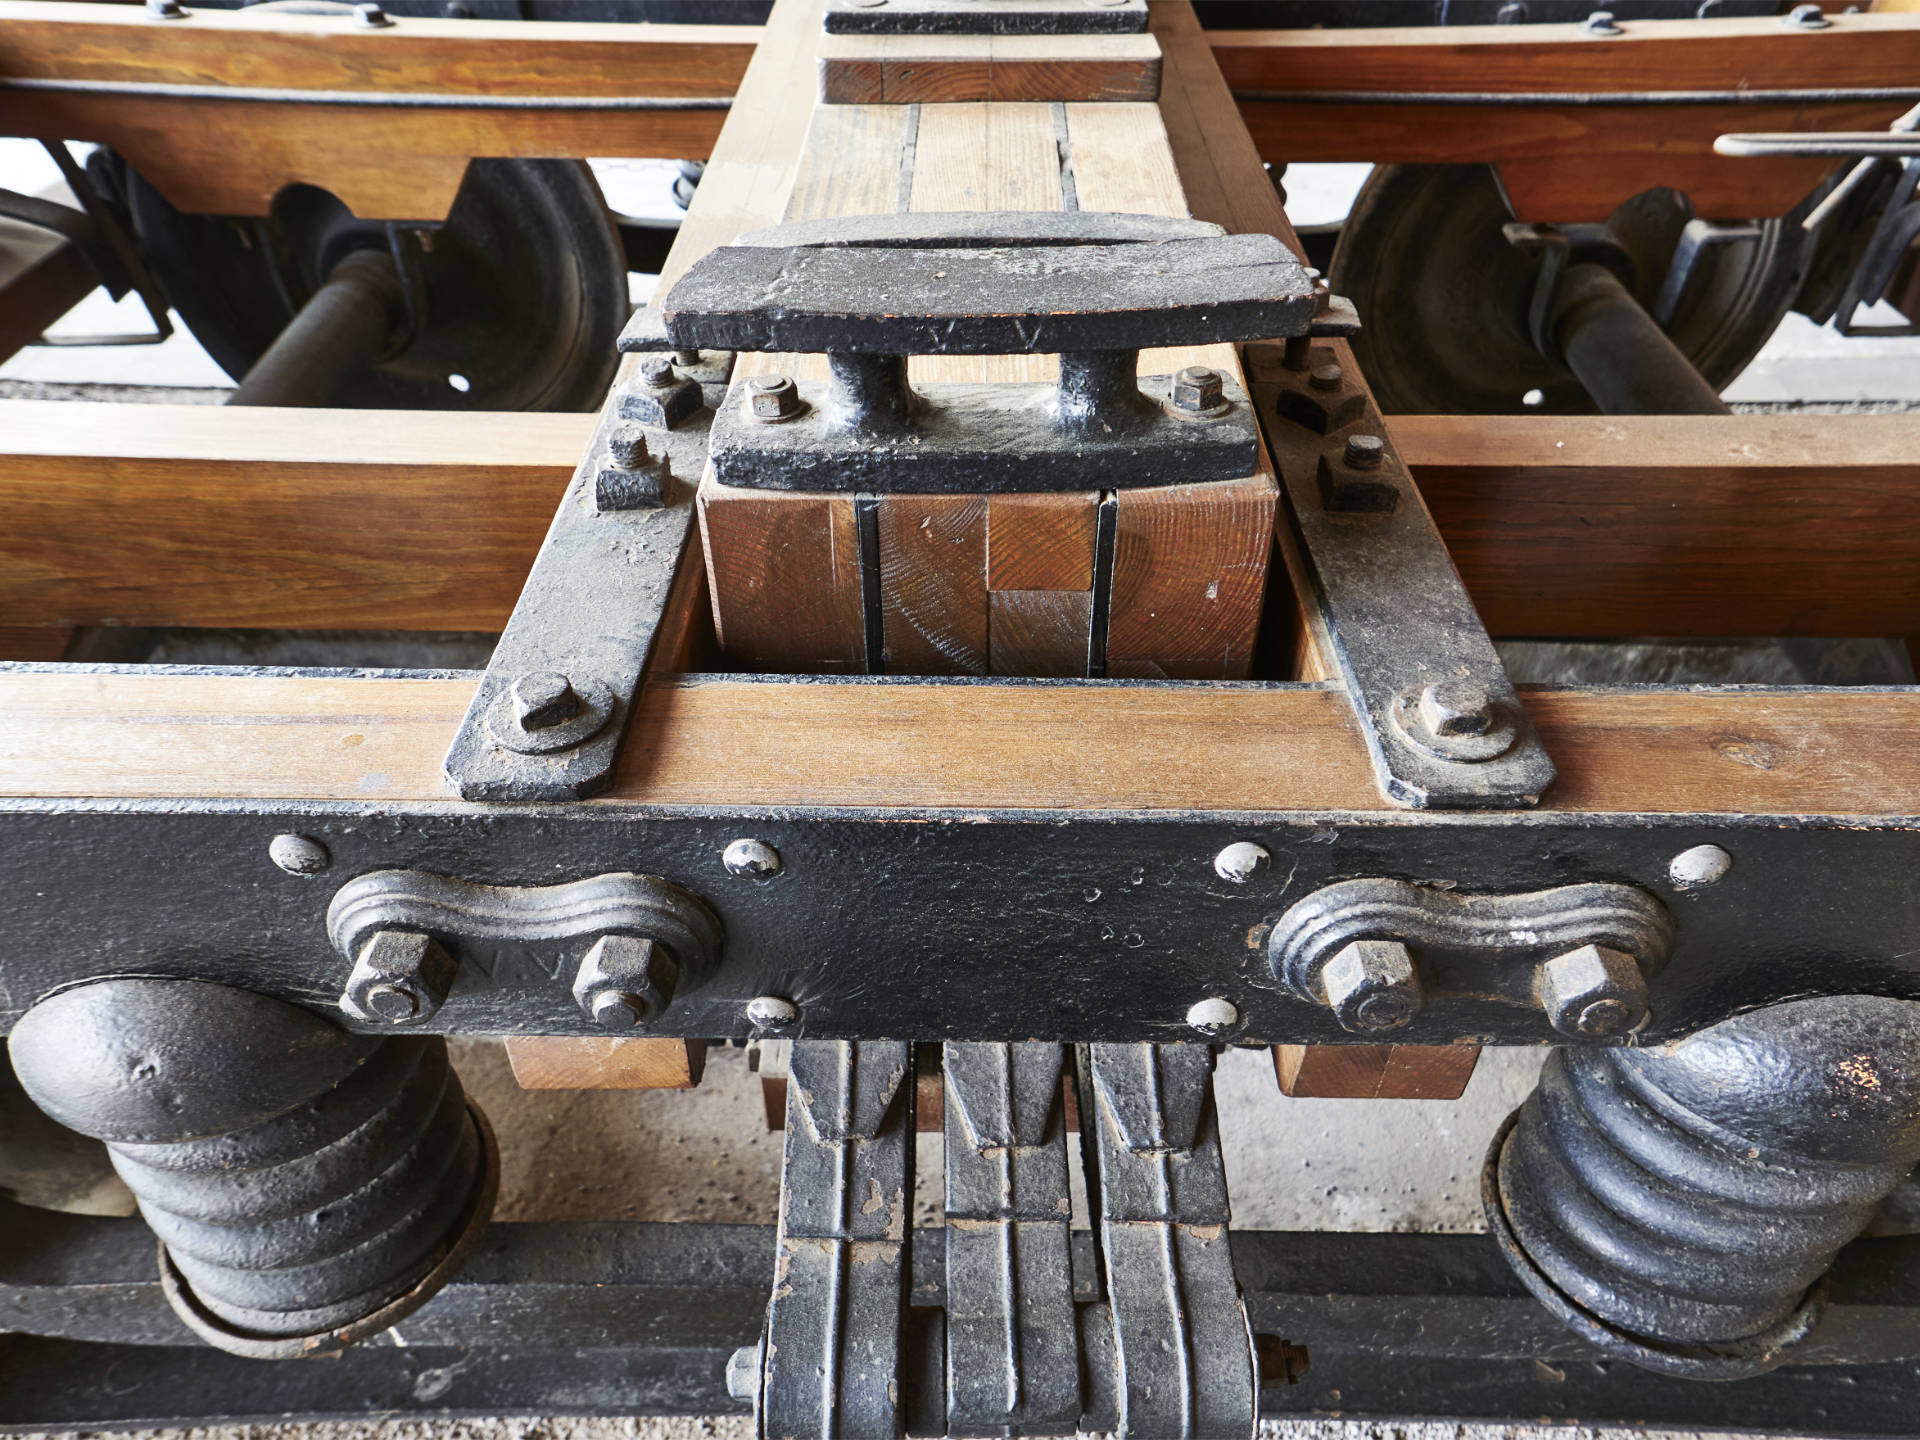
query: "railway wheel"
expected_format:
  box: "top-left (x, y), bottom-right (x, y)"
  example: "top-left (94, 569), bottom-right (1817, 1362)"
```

top-left (1328, 163), bottom-right (1808, 415)
top-left (97, 154), bottom-right (627, 410)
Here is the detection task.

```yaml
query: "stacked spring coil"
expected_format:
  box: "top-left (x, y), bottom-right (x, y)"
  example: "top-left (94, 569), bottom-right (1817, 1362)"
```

top-left (9, 977), bottom-right (495, 1356)
top-left (1485, 995), bottom-right (1920, 1377)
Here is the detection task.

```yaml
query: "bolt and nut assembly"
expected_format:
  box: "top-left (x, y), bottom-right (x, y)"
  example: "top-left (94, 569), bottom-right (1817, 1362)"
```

top-left (1323, 939), bottom-right (1424, 1034)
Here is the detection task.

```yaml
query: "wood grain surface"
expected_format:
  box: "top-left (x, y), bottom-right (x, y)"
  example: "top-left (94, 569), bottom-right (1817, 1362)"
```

top-left (1274, 1044), bottom-right (1482, 1100)
top-left (504, 1037), bottom-right (708, 1090)
top-left (818, 33), bottom-right (1160, 103)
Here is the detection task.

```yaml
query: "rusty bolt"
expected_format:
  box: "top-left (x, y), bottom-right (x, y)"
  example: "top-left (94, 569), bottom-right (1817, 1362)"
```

top-left (607, 424), bottom-right (650, 470)
top-left (1579, 10), bottom-right (1621, 36)
top-left (638, 356), bottom-right (676, 389)
top-left (747, 374), bottom-right (803, 422)
top-left (572, 935), bottom-right (678, 1029)
top-left (1343, 433), bottom-right (1385, 470)
top-left (674, 348), bottom-right (701, 367)
top-left (1309, 362), bottom-right (1344, 392)
top-left (1322, 939), bottom-right (1424, 1034)
top-left (1172, 366), bottom-right (1226, 414)
top-left (1418, 678), bottom-right (1495, 738)
top-left (342, 931), bottom-right (456, 1025)
top-left (1539, 943), bottom-right (1647, 1038)
top-left (511, 671), bottom-right (580, 732)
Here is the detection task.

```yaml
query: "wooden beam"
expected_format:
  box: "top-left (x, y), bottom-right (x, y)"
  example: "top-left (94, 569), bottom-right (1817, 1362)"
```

top-left (8, 405), bottom-right (1917, 641)
top-left (1212, 12), bottom-right (1920, 221)
top-left (0, 3), bottom-right (752, 217)
top-left (1395, 413), bottom-right (1920, 640)
top-left (0, 212), bottom-right (96, 367)
top-left (817, 33), bottom-right (1161, 103)
top-left (503, 1036), bottom-right (707, 1090)
top-left (1274, 1044), bottom-right (1481, 1101)
top-left (2, 670), bottom-right (1919, 820)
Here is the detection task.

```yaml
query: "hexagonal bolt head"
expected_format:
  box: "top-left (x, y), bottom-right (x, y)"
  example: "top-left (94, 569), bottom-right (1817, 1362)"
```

top-left (607, 424), bottom-right (650, 470)
top-left (1417, 678), bottom-right (1494, 738)
top-left (1322, 939), bottom-right (1423, 1034)
top-left (1172, 366), bottom-right (1226, 414)
top-left (1539, 943), bottom-right (1646, 1038)
top-left (342, 930), bottom-right (456, 1025)
top-left (747, 374), bottom-right (803, 422)
top-left (511, 671), bottom-right (579, 732)
top-left (638, 356), bottom-right (677, 389)
top-left (1343, 433), bottom-right (1385, 470)
top-left (572, 935), bottom-right (678, 1029)
top-left (1308, 362), bottom-right (1344, 393)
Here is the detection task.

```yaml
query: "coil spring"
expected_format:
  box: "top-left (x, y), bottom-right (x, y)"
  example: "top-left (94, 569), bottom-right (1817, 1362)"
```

top-left (9, 978), bottom-right (494, 1351)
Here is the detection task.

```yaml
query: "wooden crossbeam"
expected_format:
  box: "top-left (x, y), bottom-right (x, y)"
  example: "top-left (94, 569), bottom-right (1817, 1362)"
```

top-left (4, 405), bottom-right (1917, 642)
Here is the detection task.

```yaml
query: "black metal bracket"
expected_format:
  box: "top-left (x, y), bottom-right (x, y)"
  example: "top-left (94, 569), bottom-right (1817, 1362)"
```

top-left (823, 0), bottom-right (1148, 36)
top-left (1251, 342), bottom-right (1558, 809)
top-left (440, 357), bottom-right (727, 802)
top-left (658, 211), bottom-right (1317, 494)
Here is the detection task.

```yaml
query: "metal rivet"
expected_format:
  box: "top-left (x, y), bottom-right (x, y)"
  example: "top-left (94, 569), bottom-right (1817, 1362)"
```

top-left (146, 0), bottom-right (187, 16)
top-left (1418, 679), bottom-right (1494, 738)
top-left (354, 2), bottom-right (394, 25)
top-left (724, 838), bottom-right (783, 879)
top-left (1783, 3), bottom-right (1830, 27)
top-left (747, 995), bottom-right (799, 1029)
top-left (1308, 362), bottom-right (1344, 392)
top-left (607, 424), bottom-right (650, 470)
top-left (1343, 434), bottom-right (1385, 470)
top-left (1187, 997), bottom-right (1239, 1035)
top-left (268, 833), bottom-right (331, 876)
top-left (1214, 841), bottom-right (1271, 884)
top-left (1579, 10), bottom-right (1621, 36)
top-left (726, 1344), bottom-right (763, 1402)
top-left (511, 671), bottom-right (579, 732)
top-left (1669, 844), bottom-right (1733, 890)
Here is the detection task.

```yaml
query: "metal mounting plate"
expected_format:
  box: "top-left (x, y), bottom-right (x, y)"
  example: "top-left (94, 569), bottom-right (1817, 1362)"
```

top-left (824, 0), bottom-right (1148, 35)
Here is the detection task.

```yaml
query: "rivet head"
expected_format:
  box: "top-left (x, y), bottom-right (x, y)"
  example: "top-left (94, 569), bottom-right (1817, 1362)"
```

top-left (724, 838), bottom-right (783, 879)
top-left (147, 0), bottom-right (187, 16)
top-left (1308, 362), bottom-right (1344, 392)
top-left (268, 833), bottom-right (331, 875)
top-left (1417, 678), bottom-right (1494, 738)
top-left (1172, 365), bottom-right (1226, 414)
top-left (1214, 841), bottom-right (1271, 884)
top-left (1187, 997), bottom-right (1239, 1035)
top-left (1580, 10), bottom-right (1621, 36)
top-left (1669, 843), bottom-right (1733, 890)
top-left (727, 1345), bottom-right (763, 1402)
top-left (607, 423), bottom-right (650, 470)
top-left (1343, 433), bottom-right (1386, 470)
top-left (747, 995), bottom-right (799, 1030)
top-left (511, 671), bottom-right (579, 732)
top-left (1784, 3), bottom-right (1829, 27)
top-left (354, 2), bottom-right (393, 25)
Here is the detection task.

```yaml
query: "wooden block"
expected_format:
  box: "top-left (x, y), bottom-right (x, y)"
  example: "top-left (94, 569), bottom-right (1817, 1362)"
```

top-left (700, 485), bottom-right (866, 672)
top-left (989, 35), bottom-right (1161, 102)
top-left (819, 53), bottom-right (884, 104)
top-left (887, 36), bottom-right (992, 103)
top-left (877, 493), bottom-right (988, 675)
top-left (1274, 1044), bottom-right (1481, 1101)
top-left (761, 1075), bottom-right (788, 1131)
top-left (0, 626), bottom-right (72, 662)
top-left (987, 492), bottom-right (1097, 592)
top-left (989, 590), bottom-right (1093, 677)
top-left (1106, 474), bottom-right (1275, 679)
top-left (504, 1036), bottom-right (708, 1091)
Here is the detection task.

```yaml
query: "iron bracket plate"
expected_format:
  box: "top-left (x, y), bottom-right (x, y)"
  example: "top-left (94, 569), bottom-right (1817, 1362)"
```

top-left (823, 0), bottom-right (1148, 35)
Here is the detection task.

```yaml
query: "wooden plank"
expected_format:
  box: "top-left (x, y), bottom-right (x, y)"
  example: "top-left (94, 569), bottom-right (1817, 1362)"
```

top-left (1213, 12), bottom-right (1920, 220)
top-left (1391, 413), bottom-right (1920, 640)
top-left (0, 213), bottom-right (97, 368)
top-left (8, 671), bottom-right (1920, 821)
top-left (504, 1037), bottom-right (707, 1090)
top-left (0, 627), bottom-right (71, 662)
top-left (1274, 1045), bottom-right (1481, 1101)
top-left (818, 33), bottom-right (1161, 104)
top-left (0, 6), bottom-right (749, 218)
top-left (0, 401), bottom-right (589, 631)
